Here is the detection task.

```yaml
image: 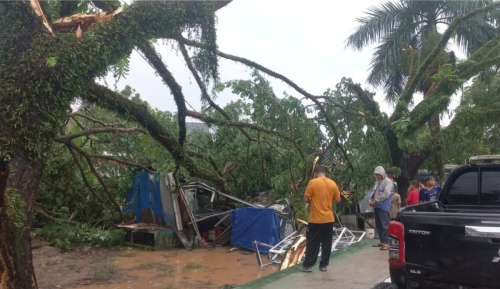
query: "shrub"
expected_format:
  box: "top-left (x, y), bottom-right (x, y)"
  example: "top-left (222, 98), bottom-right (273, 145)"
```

top-left (36, 219), bottom-right (125, 250)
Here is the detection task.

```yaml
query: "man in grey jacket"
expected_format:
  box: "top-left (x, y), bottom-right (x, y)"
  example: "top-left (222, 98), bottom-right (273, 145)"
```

top-left (369, 166), bottom-right (394, 250)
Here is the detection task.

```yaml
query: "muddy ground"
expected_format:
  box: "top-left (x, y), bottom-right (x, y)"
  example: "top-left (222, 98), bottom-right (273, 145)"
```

top-left (33, 244), bottom-right (278, 289)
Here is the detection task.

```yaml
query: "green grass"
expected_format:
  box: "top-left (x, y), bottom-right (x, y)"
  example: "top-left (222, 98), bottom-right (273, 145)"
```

top-left (92, 271), bottom-right (106, 281)
top-left (184, 262), bottom-right (203, 270)
top-left (65, 253), bottom-right (78, 260)
top-left (120, 250), bottom-right (136, 258)
top-left (136, 262), bottom-right (174, 277)
top-left (67, 264), bottom-right (82, 272)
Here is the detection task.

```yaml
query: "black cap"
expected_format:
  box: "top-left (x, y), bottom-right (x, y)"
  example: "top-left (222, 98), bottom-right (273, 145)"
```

top-left (386, 170), bottom-right (394, 176)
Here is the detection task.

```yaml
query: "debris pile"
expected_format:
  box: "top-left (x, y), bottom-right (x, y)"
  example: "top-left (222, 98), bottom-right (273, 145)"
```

top-left (118, 172), bottom-right (295, 251)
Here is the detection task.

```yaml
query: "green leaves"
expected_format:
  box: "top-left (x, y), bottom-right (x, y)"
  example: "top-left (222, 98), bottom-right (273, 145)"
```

top-left (348, 0), bottom-right (498, 102)
top-left (36, 219), bottom-right (125, 250)
top-left (46, 57), bottom-right (57, 67)
top-left (111, 56), bottom-right (130, 81)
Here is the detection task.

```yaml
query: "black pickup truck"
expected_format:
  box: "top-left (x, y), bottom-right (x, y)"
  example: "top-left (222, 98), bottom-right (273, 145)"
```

top-left (389, 158), bottom-right (500, 289)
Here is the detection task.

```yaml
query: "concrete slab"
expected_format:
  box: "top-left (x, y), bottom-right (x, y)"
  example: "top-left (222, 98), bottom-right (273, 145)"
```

top-left (238, 240), bottom-right (390, 289)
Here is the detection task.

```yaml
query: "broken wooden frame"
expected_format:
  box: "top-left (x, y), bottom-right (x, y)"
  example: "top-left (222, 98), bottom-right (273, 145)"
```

top-left (253, 214), bottom-right (366, 268)
top-left (253, 231), bottom-right (299, 267)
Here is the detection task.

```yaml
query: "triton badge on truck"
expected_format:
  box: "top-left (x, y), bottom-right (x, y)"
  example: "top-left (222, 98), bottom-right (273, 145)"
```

top-left (408, 230), bottom-right (430, 235)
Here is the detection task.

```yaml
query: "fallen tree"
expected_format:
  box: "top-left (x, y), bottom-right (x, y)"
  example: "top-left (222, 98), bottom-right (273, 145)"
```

top-left (3, 1), bottom-right (500, 288)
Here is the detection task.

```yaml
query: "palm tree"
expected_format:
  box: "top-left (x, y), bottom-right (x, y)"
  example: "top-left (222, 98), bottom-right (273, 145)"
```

top-left (347, 0), bottom-right (497, 102)
top-left (346, 0), bottom-right (497, 180)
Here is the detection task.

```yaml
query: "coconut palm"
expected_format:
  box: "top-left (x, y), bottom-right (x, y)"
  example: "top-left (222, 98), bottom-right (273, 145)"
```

top-left (346, 0), bottom-right (497, 102)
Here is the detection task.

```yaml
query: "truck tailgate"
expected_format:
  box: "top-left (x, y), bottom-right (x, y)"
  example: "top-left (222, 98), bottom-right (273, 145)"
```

top-left (402, 209), bottom-right (500, 287)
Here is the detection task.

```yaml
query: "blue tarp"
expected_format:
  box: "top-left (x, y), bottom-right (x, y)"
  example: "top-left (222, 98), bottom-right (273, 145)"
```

top-left (123, 171), bottom-right (164, 222)
top-left (123, 173), bottom-right (142, 222)
top-left (230, 207), bottom-right (281, 253)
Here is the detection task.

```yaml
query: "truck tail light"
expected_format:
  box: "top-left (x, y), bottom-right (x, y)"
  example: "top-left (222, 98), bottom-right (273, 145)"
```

top-left (388, 221), bottom-right (405, 269)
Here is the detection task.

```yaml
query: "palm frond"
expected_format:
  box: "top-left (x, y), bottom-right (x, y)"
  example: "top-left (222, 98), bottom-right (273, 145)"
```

top-left (346, 0), bottom-right (411, 50)
top-left (383, 69), bottom-right (407, 103)
top-left (455, 18), bottom-right (497, 56)
top-left (367, 22), bottom-right (416, 86)
top-left (442, 0), bottom-right (494, 18)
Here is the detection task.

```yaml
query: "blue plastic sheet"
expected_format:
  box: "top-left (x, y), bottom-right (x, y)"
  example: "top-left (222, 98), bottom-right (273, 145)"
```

top-left (123, 172), bottom-right (165, 222)
top-left (150, 174), bottom-right (163, 217)
top-left (139, 171), bottom-right (151, 209)
top-left (230, 207), bottom-right (281, 253)
top-left (123, 173), bottom-right (142, 222)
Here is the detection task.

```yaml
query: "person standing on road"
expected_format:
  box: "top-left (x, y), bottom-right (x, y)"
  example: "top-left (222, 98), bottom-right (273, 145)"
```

top-left (422, 176), bottom-right (442, 202)
top-left (300, 165), bottom-right (341, 273)
top-left (418, 177), bottom-right (426, 203)
top-left (390, 191), bottom-right (401, 221)
top-left (386, 170), bottom-right (400, 221)
top-left (370, 166), bottom-right (393, 251)
top-left (406, 180), bottom-right (420, 206)
top-left (386, 170), bottom-right (398, 194)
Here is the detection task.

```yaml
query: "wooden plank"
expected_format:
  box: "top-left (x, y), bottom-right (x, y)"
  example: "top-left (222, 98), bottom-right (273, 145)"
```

top-left (280, 225), bottom-right (308, 270)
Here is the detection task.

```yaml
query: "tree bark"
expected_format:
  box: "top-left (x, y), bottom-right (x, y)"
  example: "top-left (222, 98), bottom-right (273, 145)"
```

top-left (429, 114), bottom-right (446, 182)
top-left (0, 156), bottom-right (43, 289)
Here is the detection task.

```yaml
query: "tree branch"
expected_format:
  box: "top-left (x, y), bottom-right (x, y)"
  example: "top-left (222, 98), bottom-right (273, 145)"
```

top-left (88, 154), bottom-right (154, 173)
top-left (91, 0), bottom-right (120, 14)
top-left (82, 83), bottom-right (228, 191)
top-left (66, 145), bottom-right (105, 204)
top-left (401, 38), bottom-right (500, 135)
top-left (178, 42), bottom-right (258, 143)
top-left (440, 107), bottom-right (500, 146)
top-left (186, 150), bottom-right (223, 178)
top-left (346, 82), bottom-right (384, 128)
top-left (185, 110), bottom-right (307, 162)
top-left (176, 35), bottom-right (352, 168)
top-left (137, 43), bottom-right (187, 146)
top-left (178, 45), bottom-right (308, 172)
top-left (56, 126), bottom-right (147, 142)
top-left (69, 112), bottom-right (124, 127)
top-left (34, 205), bottom-right (78, 225)
top-left (391, 2), bottom-right (500, 123)
top-left (65, 142), bottom-right (123, 219)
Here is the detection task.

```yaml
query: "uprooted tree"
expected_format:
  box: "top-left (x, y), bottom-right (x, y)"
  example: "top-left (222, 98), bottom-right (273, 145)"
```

top-left (3, 1), bottom-right (500, 288)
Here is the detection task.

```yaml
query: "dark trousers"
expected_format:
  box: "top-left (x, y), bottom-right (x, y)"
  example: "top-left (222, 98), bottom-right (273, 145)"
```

top-left (303, 222), bottom-right (334, 268)
top-left (375, 208), bottom-right (390, 244)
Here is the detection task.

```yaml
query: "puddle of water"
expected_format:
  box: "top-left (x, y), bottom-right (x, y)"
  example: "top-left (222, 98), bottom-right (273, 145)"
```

top-left (73, 247), bottom-right (279, 289)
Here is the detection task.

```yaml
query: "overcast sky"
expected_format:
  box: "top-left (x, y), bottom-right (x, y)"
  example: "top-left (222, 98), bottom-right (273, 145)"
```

top-left (102, 0), bottom-right (463, 125)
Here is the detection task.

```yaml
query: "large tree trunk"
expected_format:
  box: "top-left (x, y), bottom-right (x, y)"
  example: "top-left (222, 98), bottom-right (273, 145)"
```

top-left (0, 156), bottom-right (43, 289)
top-left (392, 153), bottom-right (428, 205)
top-left (429, 114), bottom-right (446, 183)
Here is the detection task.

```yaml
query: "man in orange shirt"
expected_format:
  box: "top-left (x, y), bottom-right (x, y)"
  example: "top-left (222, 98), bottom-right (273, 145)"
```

top-left (300, 166), bottom-right (341, 272)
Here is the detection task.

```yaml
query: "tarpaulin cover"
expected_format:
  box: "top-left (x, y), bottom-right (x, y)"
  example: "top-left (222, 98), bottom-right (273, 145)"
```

top-left (123, 171), bottom-right (164, 222)
top-left (123, 173), bottom-right (142, 222)
top-left (230, 207), bottom-right (281, 253)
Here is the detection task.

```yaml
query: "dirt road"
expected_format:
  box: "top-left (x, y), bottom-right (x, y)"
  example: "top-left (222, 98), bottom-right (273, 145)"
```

top-left (33, 245), bottom-right (278, 289)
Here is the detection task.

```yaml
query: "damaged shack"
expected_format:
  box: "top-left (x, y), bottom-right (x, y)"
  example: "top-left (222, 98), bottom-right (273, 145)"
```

top-left (118, 171), bottom-right (296, 251)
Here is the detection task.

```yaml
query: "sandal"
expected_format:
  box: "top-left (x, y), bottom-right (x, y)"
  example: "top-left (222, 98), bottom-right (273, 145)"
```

top-left (372, 243), bottom-right (383, 247)
top-left (380, 245), bottom-right (390, 250)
